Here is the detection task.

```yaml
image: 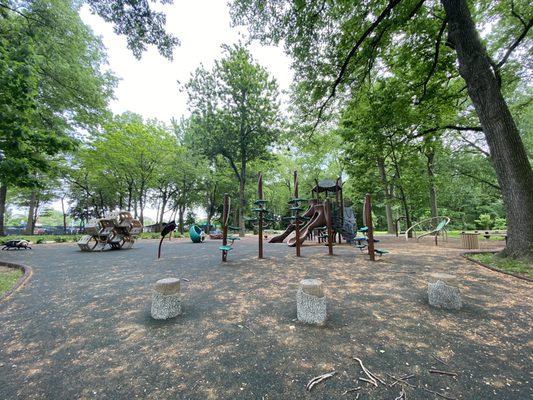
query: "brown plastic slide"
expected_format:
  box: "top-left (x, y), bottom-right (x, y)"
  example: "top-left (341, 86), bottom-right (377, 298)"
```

top-left (269, 199), bottom-right (318, 243)
top-left (287, 203), bottom-right (327, 247)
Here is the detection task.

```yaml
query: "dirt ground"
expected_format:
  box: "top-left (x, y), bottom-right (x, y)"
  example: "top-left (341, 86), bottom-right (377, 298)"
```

top-left (0, 236), bottom-right (531, 399)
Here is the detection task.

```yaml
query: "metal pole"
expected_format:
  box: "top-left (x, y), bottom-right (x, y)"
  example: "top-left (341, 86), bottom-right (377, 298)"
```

top-left (365, 194), bottom-right (375, 261)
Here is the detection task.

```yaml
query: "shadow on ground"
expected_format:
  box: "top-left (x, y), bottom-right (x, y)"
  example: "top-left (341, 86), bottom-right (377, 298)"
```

top-left (0, 237), bottom-right (530, 399)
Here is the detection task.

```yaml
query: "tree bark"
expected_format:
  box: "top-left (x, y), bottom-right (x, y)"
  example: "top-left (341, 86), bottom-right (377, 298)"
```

top-left (61, 195), bottom-right (67, 234)
top-left (25, 191), bottom-right (37, 235)
top-left (389, 139), bottom-right (412, 237)
top-left (0, 185), bottom-right (7, 236)
top-left (238, 163), bottom-right (246, 237)
top-left (442, 0), bottom-right (533, 257)
top-left (377, 158), bottom-right (396, 234)
top-left (178, 205), bottom-right (185, 234)
top-left (426, 150), bottom-right (438, 219)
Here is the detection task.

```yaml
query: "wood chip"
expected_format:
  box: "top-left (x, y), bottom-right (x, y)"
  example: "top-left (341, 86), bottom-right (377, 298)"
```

top-left (306, 371), bottom-right (336, 391)
top-left (389, 374), bottom-right (415, 388)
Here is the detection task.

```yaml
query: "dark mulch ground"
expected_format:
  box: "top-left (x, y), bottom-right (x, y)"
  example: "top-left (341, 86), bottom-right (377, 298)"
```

top-left (0, 236), bottom-right (531, 399)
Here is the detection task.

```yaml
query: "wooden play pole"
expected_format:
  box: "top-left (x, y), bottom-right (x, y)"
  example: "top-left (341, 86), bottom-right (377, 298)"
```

top-left (365, 193), bottom-right (375, 261)
top-left (294, 171), bottom-right (301, 257)
top-left (222, 193), bottom-right (229, 262)
top-left (258, 173), bottom-right (264, 259)
top-left (325, 198), bottom-right (334, 256)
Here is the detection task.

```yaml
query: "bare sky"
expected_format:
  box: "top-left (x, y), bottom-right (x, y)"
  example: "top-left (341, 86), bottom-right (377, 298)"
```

top-left (80, 0), bottom-right (293, 124)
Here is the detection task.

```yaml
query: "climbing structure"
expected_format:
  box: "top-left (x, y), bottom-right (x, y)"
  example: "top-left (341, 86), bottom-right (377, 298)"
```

top-left (77, 211), bottom-right (143, 251)
top-left (271, 176), bottom-right (356, 247)
top-left (246, 173), bottom-right (275, 258)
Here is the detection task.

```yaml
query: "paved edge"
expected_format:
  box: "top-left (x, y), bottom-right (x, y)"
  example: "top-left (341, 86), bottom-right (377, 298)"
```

top-left (462, 251), bottom-right (533, 283)
top-left (0, 261), bottom-right (33, 304)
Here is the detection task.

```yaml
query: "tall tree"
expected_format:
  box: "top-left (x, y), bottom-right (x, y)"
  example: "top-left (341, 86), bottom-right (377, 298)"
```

top-left (231, 0), bottom-right (533, 257)
top-left (0, 1), bottom-right (114, 234)
top-left (185, 45), bottom-right (281, 235)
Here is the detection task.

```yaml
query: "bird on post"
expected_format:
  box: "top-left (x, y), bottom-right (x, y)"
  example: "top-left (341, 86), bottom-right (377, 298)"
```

top-left (161, 220), bottom-right (177, 237)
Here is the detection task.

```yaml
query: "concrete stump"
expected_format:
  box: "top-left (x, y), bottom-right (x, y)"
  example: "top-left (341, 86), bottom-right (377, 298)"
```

top-left (297, 279), bottom-right (326, 325)
top-left (428, 280), bottom-right (462, 310)
top-left (151, 278), bottom-right (182, 319)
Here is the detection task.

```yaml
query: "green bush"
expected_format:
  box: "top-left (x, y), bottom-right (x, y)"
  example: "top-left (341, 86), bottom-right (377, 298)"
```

top-left (36, 238), bottom-right (45, 244)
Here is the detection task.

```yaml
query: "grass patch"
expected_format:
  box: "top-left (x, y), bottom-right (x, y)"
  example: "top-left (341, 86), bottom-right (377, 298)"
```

top-left (469, 253), bottom-right (533, 279)
top-left (0, 266), bottom-right (23, 296)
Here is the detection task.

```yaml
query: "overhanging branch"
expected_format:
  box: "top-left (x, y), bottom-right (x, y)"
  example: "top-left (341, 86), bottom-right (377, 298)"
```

top-left (312, 0), bottom-right (404, 130)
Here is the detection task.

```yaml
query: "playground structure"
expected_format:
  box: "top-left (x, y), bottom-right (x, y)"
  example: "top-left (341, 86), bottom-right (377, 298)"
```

top-left (270, 176), bottom-right (355, 253)
top-left (219, 193), bottom-right (240, 261)
top-left (245, 172), bottom-right (276, 259)
top-left (405, 216), bottom-right (450, 245)
top-left (270, 172), bottom-right (335, 257)
top-left (77, 211), bottom-right (143, 251)
top-left (354, 194), bottom-right (389, 260)
top-left (189, 225), bottom-right (206, 243)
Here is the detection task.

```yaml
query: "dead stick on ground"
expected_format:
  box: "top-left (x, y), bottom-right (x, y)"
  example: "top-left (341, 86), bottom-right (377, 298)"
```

top-left (244, 325), bottom-right (256, 335)
top-left (353, 357), bottom-right (385, 385)
top-left (342, 386), bottom-right (361, 395)
top-left (421, 387), bottom-right (457, 400)
top-left (306, 371), bottom-right (336, 391)
top-left (431, 354), bottom-right (449, 366)
top-left (358, 377), bottom-right (377, 387)
top-left (386, 373), bottom-right (417, 388)
top-left (390, 374), bottom-right (415, 388)
top-left (394, 387), bottom-right (406, 400)
top-left (429, 369), bottom-right (458, 377)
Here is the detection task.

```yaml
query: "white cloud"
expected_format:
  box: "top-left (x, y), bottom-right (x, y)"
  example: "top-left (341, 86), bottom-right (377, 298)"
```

top-left (80, 0), bottom-right (293, 123)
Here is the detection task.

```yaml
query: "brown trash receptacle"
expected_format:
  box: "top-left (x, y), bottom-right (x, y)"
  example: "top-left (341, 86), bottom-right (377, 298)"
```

top-left (461, 233), bottom-right (479, 249)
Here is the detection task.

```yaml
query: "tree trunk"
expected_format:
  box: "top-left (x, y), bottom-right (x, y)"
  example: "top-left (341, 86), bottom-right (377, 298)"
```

top-left (377, 158), bottom-right (395, 234)
top-left (25, 191), bottom-right (37, 235)
top-left (0, 185), bottom-right (6, 236)
top-left (61, 195), bottom-right (67, 234)
top-left (426, 150), bottom-right (438, 219)
top-left (238, 165), bottom-right (246, 237)
top-left (442, 0), bottom-right (533, 257)
top-left (389, 139), bottom-right (413, 237)
top-left (178, 205), bottom-right (185, 234)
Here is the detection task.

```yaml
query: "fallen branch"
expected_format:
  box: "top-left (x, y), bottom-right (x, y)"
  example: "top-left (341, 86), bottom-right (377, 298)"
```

top-left (394, 387), bottom-right (406, 400)
top-left (389, 374), bottom-right (415, 387)
top-left (244, 325), bottom-right (256, 336)
top-left (306, 370), bottom-right (336, 391)
top-left (358, 377), bottom-right (377, 387)
top-left (421, 387), bottom-right (457, 400)
top-left (353, 357), bottom-right (386, 386)
top-left (429, 369), bottom-right (458, 377)
top-left (431, 354), bottom-right (449, 366)
top-left (342, 386), bottom-right (361, 395)
top-left (386, 373), bottom-right (417, 388)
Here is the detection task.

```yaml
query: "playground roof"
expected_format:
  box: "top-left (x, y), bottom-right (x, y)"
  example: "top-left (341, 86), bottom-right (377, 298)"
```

top-left (311, 179), bottom-right (342, 193)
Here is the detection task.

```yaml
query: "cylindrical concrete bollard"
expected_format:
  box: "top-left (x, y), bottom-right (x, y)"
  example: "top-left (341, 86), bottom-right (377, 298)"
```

top-left (151, 278), bottom-right (182, 320)
top-left (297, 279), bottom-right (327, 325)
